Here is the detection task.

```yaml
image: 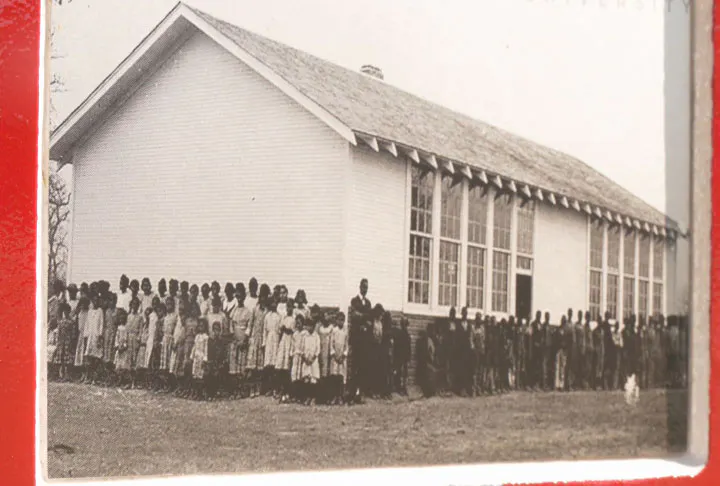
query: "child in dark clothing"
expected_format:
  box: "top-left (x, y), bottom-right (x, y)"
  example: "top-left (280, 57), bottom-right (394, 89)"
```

top-left (206, 321), bottom-right (224, 400)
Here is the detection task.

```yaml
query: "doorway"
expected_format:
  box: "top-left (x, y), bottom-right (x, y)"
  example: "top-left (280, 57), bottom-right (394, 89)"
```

top-left (515, 274), bottom-right (532, 320)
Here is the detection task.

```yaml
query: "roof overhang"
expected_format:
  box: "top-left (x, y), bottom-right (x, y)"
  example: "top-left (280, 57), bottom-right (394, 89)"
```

top-left (352, 130), bottom-right (685, 240)
top-left (49, 2), bottom-right (356, 167)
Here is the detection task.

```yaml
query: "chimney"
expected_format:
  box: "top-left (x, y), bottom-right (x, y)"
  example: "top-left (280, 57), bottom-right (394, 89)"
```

top-left (360, 64), bottom-right (384, 80)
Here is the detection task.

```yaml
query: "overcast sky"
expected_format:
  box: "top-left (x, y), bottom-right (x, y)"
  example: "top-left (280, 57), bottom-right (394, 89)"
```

top-left (50, 0), bottom-right (692, 218)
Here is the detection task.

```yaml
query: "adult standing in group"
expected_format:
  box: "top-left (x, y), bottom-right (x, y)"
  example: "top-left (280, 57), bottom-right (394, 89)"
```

top-left (348, 278), bottom-right (372, 402)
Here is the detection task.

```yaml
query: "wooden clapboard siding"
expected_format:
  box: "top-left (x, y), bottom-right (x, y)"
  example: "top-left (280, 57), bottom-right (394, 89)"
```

top-left (69, 29), bottom-right (348, 305)
top-left (345, 145), bottom-right (407, 309)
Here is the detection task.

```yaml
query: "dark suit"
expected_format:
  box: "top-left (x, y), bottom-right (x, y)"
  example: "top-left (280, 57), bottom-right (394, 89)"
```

top-left (349, 295), bottom-right (372, 397)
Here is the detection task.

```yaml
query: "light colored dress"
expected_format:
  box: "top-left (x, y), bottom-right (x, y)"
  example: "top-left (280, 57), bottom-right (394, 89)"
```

top-left (84, 307), bottom-right (105, 359)
top-left (169, 316), bottom-right (186, 375)
top-left (125, 313), bottom-right (142, 370)
top-left (291, 329), bottom-right (307, 382)
top-left (139, 292), bottom-right (157, 315)
top-left (191, 333), bottom-right (210, 379)
top-left (263, 311), bottom-right (282, 368)
top-left (199, 298), bottom-right (211, 317)
top-left (229, 306), bottom-right (252, 375)
top-left (116, 290), bottom-right (132, 313)
top-left (302, 331), bottom-right (321, 383)
top-left (47, 328), bottom-right (58, 364)
top-left (246, 305), bottom-right (267, 370)
top-left (54, 317), bottom-right (75, 365)
top-left (317, 324), bottom-right (334, 378)
top-left (114, 324), bottom-right (131, 371)
top-left (135, 320), bottom-right (149, 370)
top-left (274, 315), bottom-right (295, 370)
top-left (143, 312), bottom-right (159, 369)
top-left (74, 309), bottom-right (89, 366)
top-left (294, 307), bottom-right (310, 320)
top-left (182, 316), bottom-right (199, 369)
top-left (160, 313), bottom-right (178, 370)
top-left (329, 326), bottom-right (349, 383)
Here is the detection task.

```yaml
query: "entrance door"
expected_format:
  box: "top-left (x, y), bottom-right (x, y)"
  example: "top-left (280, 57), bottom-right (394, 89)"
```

top-left (515, 274), bottom-right (532, 320)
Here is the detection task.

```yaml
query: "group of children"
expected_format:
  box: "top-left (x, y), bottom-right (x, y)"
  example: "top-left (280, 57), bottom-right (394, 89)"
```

top-left (47, 276), bottom-right (358, 404)
top-left (418, 306), bottom-right (689, 398)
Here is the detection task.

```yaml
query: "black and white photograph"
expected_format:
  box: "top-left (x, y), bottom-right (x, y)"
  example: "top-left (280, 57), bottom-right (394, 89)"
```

top-left (44, 0), bottom-right (697, 482)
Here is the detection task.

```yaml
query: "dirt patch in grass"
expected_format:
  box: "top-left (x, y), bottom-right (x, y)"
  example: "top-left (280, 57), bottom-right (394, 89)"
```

top-left (46, 383), bottom-right (687, 480)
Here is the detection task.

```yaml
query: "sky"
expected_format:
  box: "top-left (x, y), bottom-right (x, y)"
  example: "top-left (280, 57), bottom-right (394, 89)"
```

top-left (49, 0), bottom-right (692, 221)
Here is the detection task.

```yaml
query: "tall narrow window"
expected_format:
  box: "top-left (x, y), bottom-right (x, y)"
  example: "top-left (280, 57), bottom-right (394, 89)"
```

top-left (606, 227), bottom-right (620, 319)
top-left (516, 201), bottom-right (535, 273)
top-left (623, 231), bottom-right (636, 318)
top-left (466, 185), bottom-right (488, 309)
top-left (438, 175), bottom-right (462, 307)
top-left (492, 195), bottom-right (513, 312)
top-left (408, 167), bottom-right (433, 304)
top-left (638, 237), bottom-right (650, 319)
top-left (589, 222), bottom-right (604, 320)
top-left (652, 239), bottom-right (664, 316)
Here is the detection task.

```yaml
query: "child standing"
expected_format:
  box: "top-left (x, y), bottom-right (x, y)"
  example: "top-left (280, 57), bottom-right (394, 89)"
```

top-left (139, 278), bottom-right (156, 315)
top-left (47, 321), bottom-right (59, 381)
top-left (181, 311), bottom-right (199, 397)
top-left (262, 298), bottom-right (282, 397)
top-left (316, 312), bottom-right (334, 404)
top-left (290, 316), bottom-right (307, 402)
top-left (190, 318), bottom-right (210, 400)
top-left (159, 297), bottom-right (178, 389)
top-left (206, 321), bottom-right (224, 400)
top-left (169, 299), bottom-right (187, 389)
top-left (74, 297), bottom-right (90, 381)
top-left (301, 319), bottom-right (321, 405)
top-left (114, 310), bottom-right (131, 388)
top-left (329, 312), bottom-right (349, 404)
top-left (125, 298), bottom-right (143, 388)
top-left (293, 289), bottom-right (310, 320)
top-left (274, 299), bottom-right (295, 402)
top-left (246, 284), bottom-right (270, 398)
top-left (53, 303), bottom-right (75, 381)
top-left (84, 294), bottom-right (105, 385)
top-left (102, 293), bottom-right (119, 385)
top-left (229, 283), bottom-right (252, 397)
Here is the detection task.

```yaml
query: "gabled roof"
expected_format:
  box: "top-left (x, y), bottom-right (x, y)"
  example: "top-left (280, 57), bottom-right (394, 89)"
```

top-left (50, 2), bottom-right (680, 236)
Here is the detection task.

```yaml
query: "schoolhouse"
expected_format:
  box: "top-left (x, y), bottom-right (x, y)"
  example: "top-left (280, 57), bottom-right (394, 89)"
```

top-left (50, 2), bottom-right (682, 341)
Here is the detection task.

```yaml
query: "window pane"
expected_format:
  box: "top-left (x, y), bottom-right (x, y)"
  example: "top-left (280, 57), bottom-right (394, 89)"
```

top-left (623, 232), bottom-right (636, 276)
top-left (408, 235), bottom-right (432, 304)
top-left (590, 223), bottom-right (604, 269)
top-left (411, 167), bottom-right (433, 235)
top-left (440, 176), bottom-right (462, 239)
top-left (638, 280), bottom-right (649, 319)
top-left (468, 185), bottom-right (488, 245)
top-left (517, 255), bottom-right (532, 271)
top-left (653, 239), bottom-right (664, 281)
top-left (606, 274), bottom-right (619, 319)
top-left (639, 237), bottom-right (650, 278)
top-left (466, 246), bottom-right (485, 309)
top-left (516, 201), bottom-right (535, 255)
top-left (653, 282), bottom-right (663, 315)
top-left (589, 270), bottom-right (602, 320)
top-left (607, 228), bottom-right (621, 272)
top-left (623, 276), bottom-right (635, 318)
top-left (493, 195), bottom-right (513, 250)
top-left (491, 251), bottom-right (510, 312)
top-left (438, 241), bottom-right (460, 306)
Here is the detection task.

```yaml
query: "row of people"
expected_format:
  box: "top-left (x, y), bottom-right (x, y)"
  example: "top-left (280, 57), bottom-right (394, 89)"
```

top-left (46, 276), bottom-right (411, 403)
top-left (417, 306), bottom-right (689, 398)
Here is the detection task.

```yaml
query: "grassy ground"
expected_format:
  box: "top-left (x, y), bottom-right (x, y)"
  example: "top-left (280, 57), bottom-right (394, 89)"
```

top-left (46, 383), bottom-right (687, 480)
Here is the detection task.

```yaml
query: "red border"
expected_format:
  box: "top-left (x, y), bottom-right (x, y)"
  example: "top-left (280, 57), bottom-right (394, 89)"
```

top-left (0, 1), bottom-right (715, 485)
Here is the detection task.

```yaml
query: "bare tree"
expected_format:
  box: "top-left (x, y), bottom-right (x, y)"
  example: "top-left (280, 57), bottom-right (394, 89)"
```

top-left (48, 0), bottom-right (72, 285)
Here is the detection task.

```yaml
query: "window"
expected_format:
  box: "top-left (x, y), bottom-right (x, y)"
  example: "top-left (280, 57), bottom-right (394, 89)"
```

top-left (438, 241), bottom-right (460, 307)
top-left (517, 256), bottom-right (532, 271)
top-left (468, 185), bottom-right (488, 245)
top-left (440, 176), bottom-right (462, 239)
top-left (466, 246), bottom-right (485, 309)
top-left (466, 185), bottom-right (488, 310)
top-left (607, 228), bottom-right (621, 272)
top-left (491, 251), bottom-right (510, 312)
top-left (408, 235), bottom-right (431, 304)
top-left (623, 231), bottom-right (636, 276)
top-left (516, 201), bottom-right (535, 256)
top-left (639, 237), bottom-right (650, 278)
top-left (638, 280), bottom-right (649, 320)
top-left (606, 274), bottom-right (619, 319)
top-left (590, 223), bottom-right (604, 270)
top-left (653, 239), bottom-right (664, 280)
top-left (411, 167), bottom-right (433, 234)
top-left (493, 195), bottom-right (513, 250)
top-left (653, 282), bottom-right (663, 316)
top-left (408, 166), bottom-right (434, 304)
top-left (623, 276), bottom-right (635, 318)
top-left (589, 270), bottom-right (602, 320)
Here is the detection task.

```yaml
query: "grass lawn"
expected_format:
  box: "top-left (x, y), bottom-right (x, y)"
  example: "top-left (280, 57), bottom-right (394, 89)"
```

top-left (46, 383), bottom-right (687, 480)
